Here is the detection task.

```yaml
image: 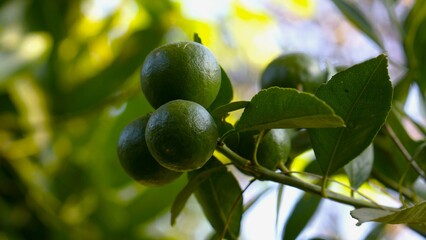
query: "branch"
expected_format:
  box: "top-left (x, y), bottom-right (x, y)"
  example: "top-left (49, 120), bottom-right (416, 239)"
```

top-left (216, 144), bottom-right (398, 211)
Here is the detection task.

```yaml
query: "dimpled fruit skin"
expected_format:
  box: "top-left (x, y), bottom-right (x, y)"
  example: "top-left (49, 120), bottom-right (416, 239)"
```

top-left (145, 100), bottom-right (218, 172)
top-left (237, 129), bottom-right (291, 170)
top-left (260, 53), bottom-right (326, 93)
top-left (117, 115), bottom-right (182, 186)
top-left (140, 41), bottom-right (221, 109)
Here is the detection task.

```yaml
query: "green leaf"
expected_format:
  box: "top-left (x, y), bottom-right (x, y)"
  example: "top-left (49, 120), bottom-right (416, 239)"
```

top-left (189, 158), bottom-right (242, 240)
top-left (351, 201), bottom-right (426, 225)
top-left (344, 144), bottom-right (374, 190)
top-left (243, 187), bottom-right (271, 213)
top-left (209, 67), bottom-right (234, 111)
top-left (363, 223), bottom-right (386, 240)
top-left (235, 87), bottom-right (345, 132)
top-left (403, 1), bottom-right (426, 98)
top-left (373, 109), bottom-right (420, 186)
top-left (211, 101), bottom-right (249, 119)
top-left (331, 0), bottom-right (384, 49)
top-left (127, 178), bottom-right (186, 223)
top-left (309, 54), bottom-right (393, 175)
top-left (276, 185), bottom-right (284, 232)
top-left (170, 165), bottom-right (224, 226)
top-left (282, 193), bottom-right (321, 240)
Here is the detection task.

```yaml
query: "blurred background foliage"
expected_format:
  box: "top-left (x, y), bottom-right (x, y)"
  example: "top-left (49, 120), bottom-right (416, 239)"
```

top-left (0, 0), bottom-right (424, 239)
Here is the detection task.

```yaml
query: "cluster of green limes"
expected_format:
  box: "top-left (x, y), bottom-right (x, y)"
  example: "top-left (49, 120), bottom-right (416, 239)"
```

top-left (117, 41), bottom-right (221, 186)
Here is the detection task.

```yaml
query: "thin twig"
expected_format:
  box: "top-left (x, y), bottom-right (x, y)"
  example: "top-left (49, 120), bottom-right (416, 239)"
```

top-left (220, 179), bottom-right (255, 240)
top-left (217, 144), bottom-right (398, 211)
top-left (287, 171), bottom-right (384, 209)
top-left (385, 124), bottom-right (426, 179)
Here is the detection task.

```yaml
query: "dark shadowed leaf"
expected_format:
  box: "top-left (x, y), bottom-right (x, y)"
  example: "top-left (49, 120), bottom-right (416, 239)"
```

top-left (170, 165), bottom-right (224, 226)
top-left (189, 158), bottom-right (242, 240)
top-left (331, 0), bottom-right (384, 49)
top-left (282, 193), bottom-right (321, 240)
top-left (344, 144), bottom-right (374, 190)
top-left (364, 223), bottom-right (386, 240)
top-left (309, 54), bottom-right (392, 176)
top-left (235, 87), bottom-right (345, 132)
top-left (351, 201), bottom-right (426, 225)
top-left (209, 67), bottom-right (234, 111)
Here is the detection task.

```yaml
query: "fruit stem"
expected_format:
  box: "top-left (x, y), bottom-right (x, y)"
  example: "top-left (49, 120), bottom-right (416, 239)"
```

top-left (252, 130), bottom-right (266, 167)
top-left (217, 144), bottom-right (398, 211)
top-left (219, 129), bottom-right (237, 143)
top-left (321, 176), bottom-right (328, 198)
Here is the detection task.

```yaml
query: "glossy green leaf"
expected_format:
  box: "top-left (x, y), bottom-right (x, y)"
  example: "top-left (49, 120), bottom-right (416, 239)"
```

top-left (209, 67), bottom-right (234, 111)
top-left (344, 144), bottom-right (374, 190)
top-left (235, 87), bottom-right (345, 132)
top-left (170, 166), bottom-right (224, 226)
top-left (189, 158), bottom-right (242, 240)
top-left (309, 54), bottom-right (393, 176)
top-left (331, 0), bottom-right (384, 49)
top-left (351, 201), bottom-right (426, 225)
top-left (282, 193), bottom-right (321, 240)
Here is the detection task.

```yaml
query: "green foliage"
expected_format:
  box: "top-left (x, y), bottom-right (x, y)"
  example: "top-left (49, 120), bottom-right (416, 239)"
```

top-left (235, 87), bottom-right (345, 132)
top-left (2, 0), bottom-right (426, 239)
top-left (331, 0), bottom-right (384, 49)
top-left (282, 193), bottom-right (322, 240)
top-left (351, 202), bottom-right (426, 225)
top-left (309, 54), bottom-right (393, 176)
top-left (344, 144), bottom-right (374, 190)
top-left (188, 158), bottom-right (243, 239)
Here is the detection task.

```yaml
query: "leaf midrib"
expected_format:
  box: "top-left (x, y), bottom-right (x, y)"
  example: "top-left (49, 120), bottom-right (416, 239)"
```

top-left (207, 178), bottom-right (235, 238)
top-left (325, 56), bottom-right (385, 176)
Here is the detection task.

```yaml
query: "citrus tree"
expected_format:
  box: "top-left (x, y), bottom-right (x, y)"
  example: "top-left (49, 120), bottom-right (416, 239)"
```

top-left (1, 0), bottom-right (426, 239)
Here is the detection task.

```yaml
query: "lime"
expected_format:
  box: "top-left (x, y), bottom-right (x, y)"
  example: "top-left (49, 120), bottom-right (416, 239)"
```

top-left (145, 100), bottom-right (218, 172)
top-left (117, 115), bottom-right (182, 186)
top-left (260, 53), bottom-right (326, 93)
top-left (140, 41), bottom-right (221, 109)
top-left (237, 129), bottom-right (291, 171)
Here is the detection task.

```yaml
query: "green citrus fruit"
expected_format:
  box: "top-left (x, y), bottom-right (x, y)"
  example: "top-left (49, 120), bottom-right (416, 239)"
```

top-left (140, 41), bottom-right (221, 109)
top-left (236, 129), bottom-right (291, 171)
top-left (117, 115), bottom-right (182, 186)
top-left (260, 53), bottom-right (326, 93)
top-left (145, 100), bottom-right (218, 172)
